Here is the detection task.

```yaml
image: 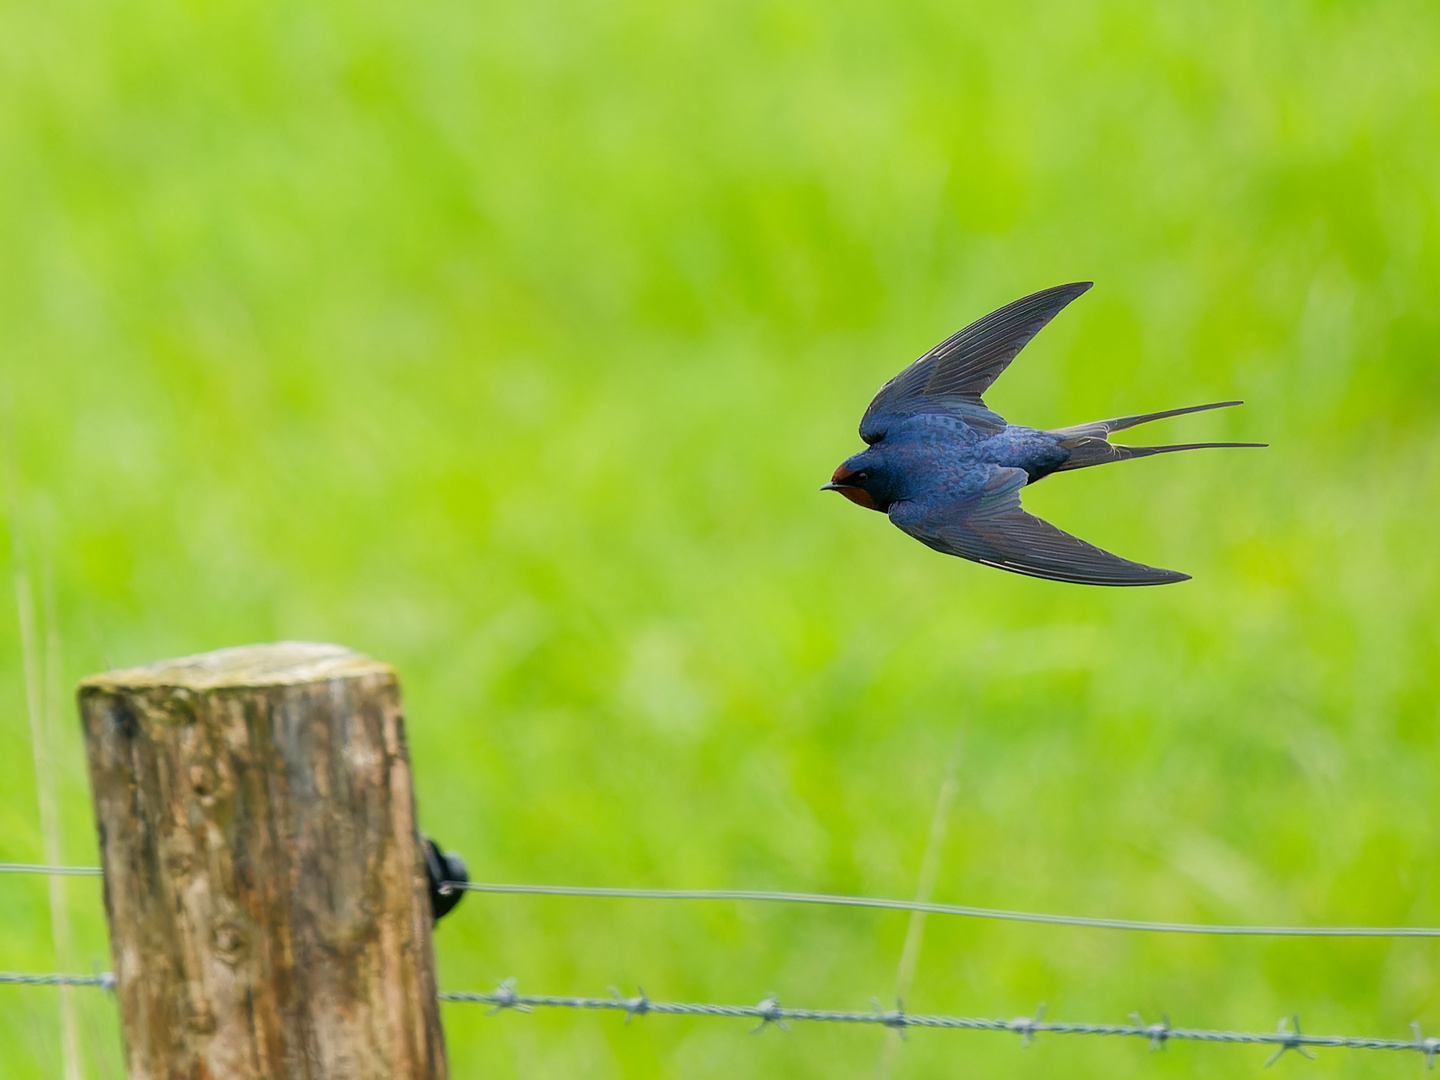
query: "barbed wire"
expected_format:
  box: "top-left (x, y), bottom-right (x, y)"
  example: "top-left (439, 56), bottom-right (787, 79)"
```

top-left (0, 972), bottom-right (114, 988)
top-left (445, 980), bottom-right (1440, 1065)
top-left (4, 970), bottom-right (1436, 1065)
top-left (5, 862), bottom-right (1438, 938)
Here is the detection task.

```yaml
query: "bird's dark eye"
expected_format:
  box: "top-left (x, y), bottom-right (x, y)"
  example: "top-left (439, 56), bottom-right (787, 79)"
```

top-left (854, 471), bottom-right (869, 482)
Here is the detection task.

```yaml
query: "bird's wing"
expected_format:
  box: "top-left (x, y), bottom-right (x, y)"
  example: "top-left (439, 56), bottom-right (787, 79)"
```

top-left (859, 282), bottom-right (1093, 443)
top-left (889, 466), bottom-right (1189, 586)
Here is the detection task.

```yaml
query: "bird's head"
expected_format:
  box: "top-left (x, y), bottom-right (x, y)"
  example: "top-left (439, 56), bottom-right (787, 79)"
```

top-left (821, 452), bottom-right (895, 512)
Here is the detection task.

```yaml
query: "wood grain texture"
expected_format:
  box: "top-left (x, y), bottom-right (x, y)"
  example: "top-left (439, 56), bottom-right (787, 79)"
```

top-left (78, 642), bottom-right (447, 1080)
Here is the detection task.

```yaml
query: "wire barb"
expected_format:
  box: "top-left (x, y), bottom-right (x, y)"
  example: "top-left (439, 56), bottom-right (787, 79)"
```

top-left (1130, 1012), bottom-right (1171, 1051)
top-left (750, 995), bottom-right (790, 1034)
top-left (1010, 1003), bottom-right (1046, 1047)
top-left (873, 997), bottom-right (908, 1038)
top-left (1265, 1015), bottom-right (1317, 1067)
top-left (609, 986), bottom-right (651, 1024)
top-left (485, 978), bottom-right (532, 1016)
top-left (1412, 1023), bottom-right (1440, 1069)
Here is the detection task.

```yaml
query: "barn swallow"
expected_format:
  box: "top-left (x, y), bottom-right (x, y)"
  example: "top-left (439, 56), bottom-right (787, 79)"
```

top-left (824, 282), bottom-right (1263, 585)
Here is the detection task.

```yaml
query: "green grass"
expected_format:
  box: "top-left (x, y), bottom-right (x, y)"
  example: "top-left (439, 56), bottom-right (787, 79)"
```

top-left (3, 0), bottom-right (1440, 1076)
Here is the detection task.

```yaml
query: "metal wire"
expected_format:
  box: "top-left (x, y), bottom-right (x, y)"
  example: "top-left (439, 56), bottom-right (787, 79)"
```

top-left (444, 981), bottom-right (1440, 1064)
top-left (0, 863), bottom-right (103, 877)
top-left (443, 881), bottom-right (1440, 938)
top-left (0, 972), bottom-right (114, 988)
top-left (6, 970), bottom-right (1436, 1064)
top-left (5, 862), bottom-right (1438, 938)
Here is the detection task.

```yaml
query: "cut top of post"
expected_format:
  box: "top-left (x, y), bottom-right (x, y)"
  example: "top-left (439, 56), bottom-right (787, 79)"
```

top-left (77, 641), bottom-right (394, 692)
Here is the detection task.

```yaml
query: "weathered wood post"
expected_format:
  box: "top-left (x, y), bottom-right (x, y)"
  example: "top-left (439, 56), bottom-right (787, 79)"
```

top-left (77, 642), bottom-right (447, 1080)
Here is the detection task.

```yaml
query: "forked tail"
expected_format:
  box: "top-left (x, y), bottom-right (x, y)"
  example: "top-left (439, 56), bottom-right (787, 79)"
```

top-left (1049, 400), bottom-right (1265, 472)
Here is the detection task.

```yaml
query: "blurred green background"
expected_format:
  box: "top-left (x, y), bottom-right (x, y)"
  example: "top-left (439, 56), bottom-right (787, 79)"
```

top-left (3, 0), bottom-right (1439, 1076)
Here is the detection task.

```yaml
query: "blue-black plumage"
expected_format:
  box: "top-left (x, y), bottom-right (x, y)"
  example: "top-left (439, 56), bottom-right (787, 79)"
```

top-left (823, 283), bottom-right (1264, 585)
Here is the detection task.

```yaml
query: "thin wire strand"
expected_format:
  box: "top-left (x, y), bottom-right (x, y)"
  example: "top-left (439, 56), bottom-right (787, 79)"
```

top-left (445, 881), bottom-right (1440, 938)
top-left (7, 863), bottom-right (1439, 938)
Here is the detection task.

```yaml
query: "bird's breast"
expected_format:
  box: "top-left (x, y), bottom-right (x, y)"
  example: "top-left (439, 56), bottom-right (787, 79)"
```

top-left (836, 486), bottom-right (881, 511)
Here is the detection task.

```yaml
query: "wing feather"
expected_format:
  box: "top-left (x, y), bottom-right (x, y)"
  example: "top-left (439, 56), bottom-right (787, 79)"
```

top-left (889, 467), bottom-right (1189, 586)
top-left (859, 282), bottom-right (1092, 443)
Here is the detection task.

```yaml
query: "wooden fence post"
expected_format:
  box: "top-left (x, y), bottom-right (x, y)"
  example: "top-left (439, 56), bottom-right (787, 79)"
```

top-left (77, 642), bottom-right (448, 1080)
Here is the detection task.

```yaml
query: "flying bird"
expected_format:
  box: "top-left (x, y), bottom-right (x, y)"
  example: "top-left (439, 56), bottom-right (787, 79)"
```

top-left (823, 282), bottom-right (1263, 585)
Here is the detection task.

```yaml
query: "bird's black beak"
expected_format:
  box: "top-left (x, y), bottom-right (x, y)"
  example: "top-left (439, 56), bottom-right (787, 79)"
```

top-left (820, 481), bottom-right (843, 491)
